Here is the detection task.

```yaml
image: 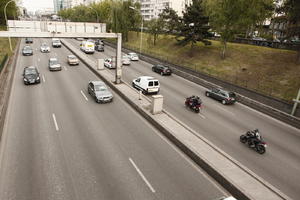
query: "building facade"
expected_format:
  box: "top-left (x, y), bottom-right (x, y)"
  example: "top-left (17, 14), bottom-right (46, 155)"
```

top-left (136, 0), bottom-right (190, 21)
top-left (53, 0), bottom-right (72, 13)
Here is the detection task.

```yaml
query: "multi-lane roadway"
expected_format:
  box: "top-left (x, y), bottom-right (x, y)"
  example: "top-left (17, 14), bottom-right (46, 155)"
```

top-left (0, 39), bottom-right (229, 200)
top-left (66, 38), bottom-right (300, 200)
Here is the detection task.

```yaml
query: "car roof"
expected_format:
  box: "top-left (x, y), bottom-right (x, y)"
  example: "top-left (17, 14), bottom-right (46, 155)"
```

top-left (139, 76), bottom-right (157, 80)
top-left (91, 81), bottom-right (105, 86)
top-left (128, 52), bottom-right (137, 55)
top-left (49, 58), bottom-right (58, 61)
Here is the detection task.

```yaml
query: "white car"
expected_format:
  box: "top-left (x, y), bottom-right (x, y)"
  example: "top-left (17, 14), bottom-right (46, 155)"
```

top-left (104, 58), bottom-right (115, 69)
top-left (127, 52), bottom-right (139, 61)
top-left (122, 55), bottom-right (131, 65)
top-left (40, 43), bottom-right (50, 53)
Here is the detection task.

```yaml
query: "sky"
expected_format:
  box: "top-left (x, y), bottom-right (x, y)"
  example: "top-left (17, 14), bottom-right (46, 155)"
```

top-left (21, 0), bottom-right (54, 12)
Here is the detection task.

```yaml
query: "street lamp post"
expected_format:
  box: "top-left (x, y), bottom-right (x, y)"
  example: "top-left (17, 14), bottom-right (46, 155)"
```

top-left (129, 6), bottom-right (143, 56)
top-left (88, 7), bottom-right (99, 23)
top-left (4, 0), bottom-right (15, 52)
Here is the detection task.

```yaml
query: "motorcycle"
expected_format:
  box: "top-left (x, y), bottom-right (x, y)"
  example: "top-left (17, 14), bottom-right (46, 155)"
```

top-left (185, 96), bottom-right (203, 113)
top-left (240, 131), bottom-right (267, 154)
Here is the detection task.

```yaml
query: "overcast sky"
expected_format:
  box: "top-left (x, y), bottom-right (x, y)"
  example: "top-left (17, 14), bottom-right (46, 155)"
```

top-left (22, 0), bottom-right (54, 12)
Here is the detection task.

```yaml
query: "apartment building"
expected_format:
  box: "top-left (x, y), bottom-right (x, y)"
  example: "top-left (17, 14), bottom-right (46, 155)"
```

top-left (137, 0), bottom-right (190, 21)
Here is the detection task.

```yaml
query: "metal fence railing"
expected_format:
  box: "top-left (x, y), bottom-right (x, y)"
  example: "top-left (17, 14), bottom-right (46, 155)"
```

top-left (0, 54), bottom-right (8, 73)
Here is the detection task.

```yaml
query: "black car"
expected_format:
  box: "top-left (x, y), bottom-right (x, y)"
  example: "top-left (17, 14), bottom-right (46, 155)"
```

top-left (205, 88), bottom-right (236, 105)
top-left (25, 38), bottom-right (33, 43)
top-left (22, 46), bottom-right (33, 56)
top-left (23, 66), bottom-right (40, 85)
top-left (95, 39), bottom-right (104, 46)
top-left (152, 64), bottom-right (172, 75)
top-left (95, 44), bottom-right (104, 52)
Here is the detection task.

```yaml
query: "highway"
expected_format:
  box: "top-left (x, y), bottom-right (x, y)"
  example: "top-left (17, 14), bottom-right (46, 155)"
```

top-left (0, 38), bottom-right (228, 200)
top-left (66, 39), bottom-right (300, 199)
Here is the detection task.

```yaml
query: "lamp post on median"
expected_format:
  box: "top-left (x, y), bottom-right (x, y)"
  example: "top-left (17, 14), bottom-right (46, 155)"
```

top-left (4, 0), bottom-right (15, 52)
top-left (88, 6), bottom-right (99, 23)
top-left (129, 6), bottom-right (143, 56)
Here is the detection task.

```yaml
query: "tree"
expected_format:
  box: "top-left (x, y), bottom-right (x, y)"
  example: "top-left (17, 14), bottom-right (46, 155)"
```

top-left (0, 0), bottom-right (19, 26)
top-left (176, 0), bottom-right (211, 52)
top-left (147, 18), bottom-right (164, 45)
top-left (203, 0), bottom-right (275, 59)
top-left (278, 0), bottom-right (300, 63)
top-left (159, 7), bottom-right (181, 34)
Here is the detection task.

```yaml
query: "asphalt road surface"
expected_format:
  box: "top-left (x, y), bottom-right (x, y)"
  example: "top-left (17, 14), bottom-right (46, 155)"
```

top-left (0, 39), bottom-right (228, 200)
top-left (66, 39), bottom-right (300, 200)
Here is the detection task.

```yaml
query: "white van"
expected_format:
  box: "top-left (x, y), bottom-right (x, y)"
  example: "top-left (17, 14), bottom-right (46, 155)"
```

top-left (80, 40), bottom-right (95, 54)
top-left (52, 38), bottom-right (61, 48)
top-left (132, 76), bottom-right (160, 94)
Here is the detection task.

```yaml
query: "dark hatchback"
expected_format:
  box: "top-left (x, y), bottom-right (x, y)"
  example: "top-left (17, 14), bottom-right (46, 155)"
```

top-left (22, 46), bottom-right (33, 56)
top-left (25, 38), bottom-right (33, 43)
top-left (152, 64), bottom-right (172, 75)
top-left (95, 44), bottom-right (104, 52)
top-left (23, 66), bottom-right (40, 85)
top-left (205, 88), bottom-right (236, 105)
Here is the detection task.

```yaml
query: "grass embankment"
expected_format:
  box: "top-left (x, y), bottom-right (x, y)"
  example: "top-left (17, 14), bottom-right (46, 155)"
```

top-left (121, 31), bottom-right (300, 102)
top-left (0, 26), bottom-right (18, 71)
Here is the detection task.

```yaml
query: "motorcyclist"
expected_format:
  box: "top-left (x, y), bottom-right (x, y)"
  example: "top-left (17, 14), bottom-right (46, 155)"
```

top-left (248, 129), bottom-right (261, 147)
top-left (191, 96), bottom-right (202, 107)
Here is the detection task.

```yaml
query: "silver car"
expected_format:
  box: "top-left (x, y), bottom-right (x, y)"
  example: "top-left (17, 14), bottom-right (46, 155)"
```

top-left (122, 55), bottom-right (131, 65)
top-left (48, 58), bottom-right (62, 71)
top-left (88, 81), bottom-right (113, 103)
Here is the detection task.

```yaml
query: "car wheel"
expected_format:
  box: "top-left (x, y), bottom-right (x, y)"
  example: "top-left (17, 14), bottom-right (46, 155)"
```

top-left (205, 92), bottom-right (209, 97)
top-left (222, 100), bottom-right (226, 105)
top-left (132, 82), bottom-right (135, 88)
top-left (142, 90), bottom-right (146, 95)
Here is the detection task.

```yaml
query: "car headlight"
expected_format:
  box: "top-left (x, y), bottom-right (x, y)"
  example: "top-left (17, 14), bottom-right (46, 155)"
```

top-left (36, 76), bottom-right (40, 80)
top-left (23, 78), bottom-right (28, 81)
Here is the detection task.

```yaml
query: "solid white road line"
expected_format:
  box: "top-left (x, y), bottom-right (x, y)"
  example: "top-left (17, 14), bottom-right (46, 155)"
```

top-left (80, 90), bottom-right (88, 101)
top-left (52, 113), bottom-right (59, 131)
top-left (42, 75), bottom-right (45, 83)
top-left (129, 158), bottom-right (156, 193)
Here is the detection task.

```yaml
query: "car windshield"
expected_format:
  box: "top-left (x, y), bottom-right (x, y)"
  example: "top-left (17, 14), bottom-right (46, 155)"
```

top-left (50, 60), bottom-right (58, 65)
top-left (25, 68), bottom-right (37, 75)
top-left (94, 85), bottom-right (107, 92)
top-left (129, 53), bottom-right (137, 57)
top-left (229, 92), bottom-right (236, 97)
top-left (24, 46), bottom-right (31, 50)
top-left (68, 55), bottom-right (76, 59)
